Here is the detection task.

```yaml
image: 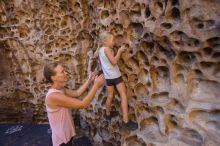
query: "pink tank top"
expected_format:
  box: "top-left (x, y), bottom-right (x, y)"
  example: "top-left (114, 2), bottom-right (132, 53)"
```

top-left (45, 88), bottom-right (76, 146)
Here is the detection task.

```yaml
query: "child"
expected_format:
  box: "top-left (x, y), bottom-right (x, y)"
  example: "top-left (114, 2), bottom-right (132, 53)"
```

top-left (95, 32), bottom-right (138, 130)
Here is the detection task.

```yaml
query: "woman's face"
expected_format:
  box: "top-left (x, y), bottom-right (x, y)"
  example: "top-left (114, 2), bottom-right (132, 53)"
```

top-left (52, 64), bottom-right (68, 83)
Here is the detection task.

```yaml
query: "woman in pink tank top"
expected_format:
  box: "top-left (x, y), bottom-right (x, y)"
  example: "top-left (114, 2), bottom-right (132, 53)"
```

top-left (44, 62), bottom-right (104, 146)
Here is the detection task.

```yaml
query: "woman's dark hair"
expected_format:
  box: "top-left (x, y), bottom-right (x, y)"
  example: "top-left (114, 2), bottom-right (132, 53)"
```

top-left (43, 62), bottom-right (59, 83)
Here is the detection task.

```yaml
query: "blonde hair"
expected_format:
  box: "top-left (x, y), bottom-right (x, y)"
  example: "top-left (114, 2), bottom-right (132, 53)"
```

top-left (94, 32), bottom-right (113, 58)
top-left (99, 32), bottom-right (113, 45)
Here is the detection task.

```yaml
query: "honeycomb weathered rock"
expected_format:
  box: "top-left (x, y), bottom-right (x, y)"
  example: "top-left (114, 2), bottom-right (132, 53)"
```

top-left (0, 0), bottom-right (220, 145)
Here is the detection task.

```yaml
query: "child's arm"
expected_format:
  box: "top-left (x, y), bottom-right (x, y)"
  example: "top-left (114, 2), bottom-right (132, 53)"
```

top-left (105, 46), bottom-right (126, 65)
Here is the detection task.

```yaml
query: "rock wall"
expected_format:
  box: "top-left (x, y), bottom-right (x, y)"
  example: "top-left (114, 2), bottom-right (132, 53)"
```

top-left (0, 0), bottom-right (220, 146)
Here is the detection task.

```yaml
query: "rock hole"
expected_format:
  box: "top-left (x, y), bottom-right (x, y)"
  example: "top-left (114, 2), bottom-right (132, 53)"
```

top-left (178, 51), bottom-right (196, 64)
top-left (125, 135), bottom-right (145, 146)
top-left (130, 3), bottom-right (141, 17)
top-left (74, 2), bottom-right (80, 9)
top-left (161, 22), bottom-right (172, 29)
top-left (194, 69), bottom-right (203, 76)
top-left (207, 37), bottom-right (220, 46)
top-left (197, 23), bottom-right (204, 29)
top-left (151, 17), bottom-right (156, 21)
top-left (171, 0), bottom-right (179, 6)
top-left (140, 117), bottom-right (158, 131)
top-left (212, 52), bottom-right (220, 58)
top-left (101, 10), bottom-right (109, 19)
top-left (170, 7), bottom-right (180, 19)
top-left (152, 92), bottom-right (169, 99)
top-left (104, 0), bottom-right (111, 8)
top-left (128, 22), bottom-right (144, 37)
top-left (175, 41), bottom-right (184, 47)
top-left (145, 6), bottom-right (151, 18)
top-left (194, 39), bottom-right (200, 47)
top-left (202, 47), bottom-right (213, 55)
top-left (143, 33), bottom-right (150, 39)
top-left (155, 2), bottom-right (163, 10)
top-left (200, 61), bottom-right (214, 69)
top-left (157, 66), bottom-right (169, 77)
top-left (130, 57), bottom-right (139, 67)
top-left (206, 19), bottom-right (215, 27)
top-left (137, 50), bottom-right (147, 60)
top-left (134, 83), bottom-right (149, 98)
top-left (141, 41), bottom-right (154, 55)
top-left (178, 128), bottom-right (203, 146)
top-left (158, 45), bottom-right (176, 59)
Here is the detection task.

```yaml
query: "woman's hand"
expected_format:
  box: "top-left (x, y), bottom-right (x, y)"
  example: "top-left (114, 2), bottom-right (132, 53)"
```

top-left (94, 74), bottom-right (104, 88)
top-left (88, 71), bottom-right (98, 83)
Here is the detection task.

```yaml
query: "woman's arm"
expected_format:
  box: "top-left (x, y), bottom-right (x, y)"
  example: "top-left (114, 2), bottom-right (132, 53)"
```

top-left (48, 75), bottom-right (104, 109)
top-left (64, 72), bottom-right (97, 97)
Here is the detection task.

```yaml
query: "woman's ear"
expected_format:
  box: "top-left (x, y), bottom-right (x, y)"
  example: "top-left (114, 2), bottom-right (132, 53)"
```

top-left (51, 75), bottom-right (56, 82)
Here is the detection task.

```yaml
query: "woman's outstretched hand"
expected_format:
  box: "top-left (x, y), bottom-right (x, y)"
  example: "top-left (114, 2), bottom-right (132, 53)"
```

top-left (88, 71), bottom-right (98, 83)
top-left (94, 74), bottom-right (104, 88)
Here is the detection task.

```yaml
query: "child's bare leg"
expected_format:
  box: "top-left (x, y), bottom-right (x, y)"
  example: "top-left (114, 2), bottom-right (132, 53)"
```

top-left (106, 86), bottom-right (114, 115)
top-left (116, 82), bottom-right (128, 123)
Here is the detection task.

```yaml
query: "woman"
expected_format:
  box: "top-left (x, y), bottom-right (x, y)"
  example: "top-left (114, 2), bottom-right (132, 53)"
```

top-left (43, 62), bottom-right (104, 146)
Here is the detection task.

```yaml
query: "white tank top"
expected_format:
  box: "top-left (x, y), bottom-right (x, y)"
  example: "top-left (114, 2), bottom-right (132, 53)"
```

top-left (45, 88), bottom-right (76, 146)
top-left (99, 47), bottom-right (121, 79)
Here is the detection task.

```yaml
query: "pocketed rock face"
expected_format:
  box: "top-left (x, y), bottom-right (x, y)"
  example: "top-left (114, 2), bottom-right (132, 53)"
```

top-left (0, 0), bottom-right (220, 145)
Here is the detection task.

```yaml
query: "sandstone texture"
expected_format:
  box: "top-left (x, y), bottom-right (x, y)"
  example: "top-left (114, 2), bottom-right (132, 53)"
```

top-left (0, 0), bottom-right (220, 146)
